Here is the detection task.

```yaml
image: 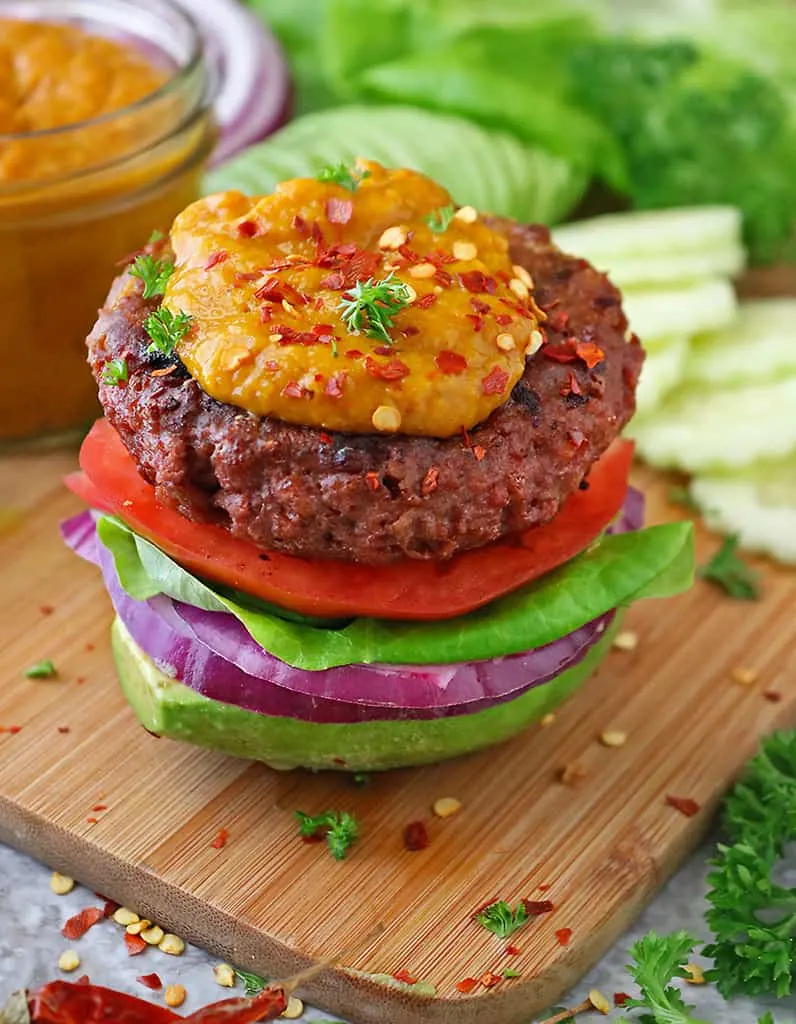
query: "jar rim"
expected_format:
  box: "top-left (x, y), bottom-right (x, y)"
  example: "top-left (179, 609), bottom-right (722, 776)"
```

top-left (0, 0), bottom-right (205, 144)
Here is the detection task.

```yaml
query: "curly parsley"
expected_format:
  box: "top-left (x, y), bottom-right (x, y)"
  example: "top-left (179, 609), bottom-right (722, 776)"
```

top-left (234, 969), bottom-right (268, 996)
top-left (424, 204), bottom-right (455, 233)
top-left (316, 162), bottom-right (370, 192)
top-left (144, 307), bottom-right (193, 358)
top-left (295, 810), bottom-right (359, 861)
top-left (698, 534), bottom-right (761, 600)
top-left (102, 359), bottom-right (128, 387)
top-left (129, 254), bottom-right (175, 299)
top-left (337, 274), bottom-right (412, 343)
top-left (475, 900), bottom-right (528, 940)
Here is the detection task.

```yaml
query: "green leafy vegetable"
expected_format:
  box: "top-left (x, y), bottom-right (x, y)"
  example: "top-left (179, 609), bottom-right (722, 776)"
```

top-left (102, 359), bottom-right (128, 387)
top-left (316, 162), bottom-right (370, 191)
top-left (147, 229), bottom-right (165, 244)
top-left (338, 273), bottom-right (412, 342)
top-left (704, 731), bottom-right (796, 999)
top-left (424, 204), bottom-right (455, 233)
top-left (129, 254), bottom-right (175, 299)
top-left (97, 514), bottom-right (694, 671)
top-left (24, 659), bottom-right (56, 679)
top-left (624, 930), bottom-right (711, 1023)
top-left (698, 535), bottom-right (761, 600)
top-left (475, 900), bottom-right (528, 939)
top-left (233, 969), bottom-right (268, 996)
top-left (144, 308), bottom-right (193, 359)
top-left (295, 810), bottom-right (359, 860)
top-left (503, 968), bottom-right (521, 980)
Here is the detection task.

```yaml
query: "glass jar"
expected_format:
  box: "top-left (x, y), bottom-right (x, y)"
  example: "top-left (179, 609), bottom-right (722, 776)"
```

top-left (0, 0), bottom-right (216, 448)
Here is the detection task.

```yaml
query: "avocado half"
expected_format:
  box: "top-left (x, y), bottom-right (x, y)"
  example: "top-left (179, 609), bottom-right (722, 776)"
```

top-left (112, 615), bottom-right (620, 772)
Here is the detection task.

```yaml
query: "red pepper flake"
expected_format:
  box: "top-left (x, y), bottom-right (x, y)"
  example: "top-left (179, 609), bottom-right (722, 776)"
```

top-left (124, 932), bottom-right (147, 956)
top-left (274, 325), bottom-right (319, 346)
top-left (505, 945), bottom-right (521, 956)
top-left (264, 360), bottom-right (279, 372)
top-left (470, 298), bottom-right (490, 315)
top-left (62, 906), bottom-right (104, 940)
top-left (318, 247), bottom-right (381, 290)
top-left (204, 250), bottom-right (228, 271)
top-left (234, 271), bottom-right (262, 285)
top-left (481, 366), bottom-right (509, 395)
top-left (764, 690), bottom-right (782, 702)
top-left (402, 325), bottom-right (421, 338)
top-left (421, 467), bottom-right (439, 496)
top-left (666, 795), bottom-right (701, 817)
top-left (320, 271), bottom-right (344, 289)
top-left (403, 820), bottom-right (429, 851)
top-left (480, 972), bottom-right (501, 989)
top-left (614, 992), bottom-right (631, 1007)
top-left (397, 244), bottom-right (422, 265)
top-left (210, 827), bottom-right (229, 850)
top-left (319, 432), bottom-right (332, 444)
top-left (85, 643), bottom-right (95, 652)
top-left (560, 372), bottom-right (583, 398)
top-left (260, 305), bottom-right (273, 324)
top-left (495, 313), bottom-right (513, 327)
top-left (392, 969), bottom-right (417, 985)
top-left (76, 677), bottom-right (86, 685)
top-left (365, 355), bottom-right (411, 382)
top-left (555, 927), bottom-right (573, 947)
top-left (237, 219), bottom-right (258, 238)
top-left (91, 804), bottom-right (108, 812)
top-left (456, 978), bottom-right (479, 994)
top-left (292, 214), bottom-right (309, 235)
top-left (102, 900), bottom-right (119, 918)
top-left (325, 372), bottom-right (347, 399)
top-left (372, 345), bottom-right (392, 356)
top-left (435, 350), bottom-right (468, 375)
top-left (472, 445), bottom-right (486, 462)
top-left (428, 248), bottom-right (457, 266)
top-left (547, 309), bottom-right (570, 333)
top-left (523, 899), bottom-right (555, 916)
top-left (366, 472), bottom-right (380, 491)
top-left (281, 382), bottom-right (312, 400)
top-left (325, 197), bottom-right (354, 224)
top-left (39, 604), bottom-right (54, 616)
top-left (137, 973), bottom-right (163, 990)
top-left (537, 883), bottom-right (551, 892)
top-left (57, 726), bottom-right (70, 734)
top-left (314, 373), bottom-right (325, 384)
top-left (6, 725), bottom-right (21, 734)
top-left (544, 341), bottom-right (578, 364)
top-left (86, 817), bottom-right (98, 825)
top-left (465, 313), bottom-right (483, 332)
top-left (575, 340), bottom-right (605, 369)
top-left (75, 975), bottom-right (90, 986)
top-left (345, 349), bottom-right (363, 359)
top-left (459, 270), bottom-right (496, 294)
top-left (434, 268), bottom-right (453, 288)
top-left (416, 293), bottom-right (438, 310)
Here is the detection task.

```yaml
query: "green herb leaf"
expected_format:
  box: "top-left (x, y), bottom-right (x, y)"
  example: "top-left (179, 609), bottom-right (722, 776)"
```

top-left (623, 930), bottom-right (712, 1024)
top-left (424, 204), bottom-right (455, 233)
top-left (352, 772), bottom-right (371, 787)
top-left (316, 162), bottom-right (370, 191)
top-left (503, 968), bottom-right (521, 980)
top-left (337, 273), bottom-right (412, 343)
top-left (295, 810), bottom-right (359, 860)
top-left (475, 900), bottom-right (528, 940)
top-left (144, 307), bottom-right (193, 358)
top-left (233, 969), bottom-right (268, 997)
top-left (129, 254), bottom-right (175, 300)
top-left (148, 229), bottom-right (166, 244)
top-left (102, 359), bottom-right (128, 387)
top-left (757, 1014), bottom-right (777, 1024)
top-left (698, 534), bottom-right (761, 600)
top-left (24, 659), bottom-right (56, 679)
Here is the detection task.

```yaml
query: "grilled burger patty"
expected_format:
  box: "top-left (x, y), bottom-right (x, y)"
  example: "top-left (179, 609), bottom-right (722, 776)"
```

top-left (87, 221), bottom-right (643, 564)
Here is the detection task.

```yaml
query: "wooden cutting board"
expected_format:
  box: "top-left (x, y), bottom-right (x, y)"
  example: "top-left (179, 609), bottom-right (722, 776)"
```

top-left (1, 449), bottom-right (794, 1024)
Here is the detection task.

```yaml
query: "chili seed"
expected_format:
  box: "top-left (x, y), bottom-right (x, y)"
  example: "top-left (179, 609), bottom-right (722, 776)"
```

top-left (453, 241), bottom-right (478, 262)
top-left (454, 205), bottom-right (478, 224)
top-left (378, 226), bottom-right (407, 250)
top-left (164, 984), bottom-right (186, 1008)
top-left (684, 963), bottom-right (706, 985)
top-left (113, 907), bottom-right (140, 927)
top-left (540, 713), bottom-right (556, 728)
top-left (589, 989), bottom-right (611, 1014)
top-left (58, 950), bottom-right (81, 973)
top-left (372, 405), bottom-right (402, 432)
top-left (509, 278), bottom-right (529, 300)
top-left (558, 762), bottom-right (586, 786)
top-left (512, 265), bottom-right (533, 289)
top-left (142, 925), bottom-right (165, 946)
top-left (525, 330), bottom-right (544, 357)
top-left (158, 934), bottom-right (186, 956)
top-left (612, 630), bottom-right (638, 652)
top-left (600, 730), bottom-right (628, 748)
top-left (409, 262), bottom-right (436, 279)
top-left (213, 963), bottom-right (236, 988)
top-left (433, 797), bottom-right (462, 819)
top-left (50, 872), bottom-right (75, 896)
top-left (731, 666), bottom-right (758, 686)
top-left (127, 920), bottom-right (151, 936)
top-left (496, 333), bottom-right (516, 352)
top-left (281, 995), bottom-right (304, 1019)
top-left (269, 333), bottom-right (283, 344)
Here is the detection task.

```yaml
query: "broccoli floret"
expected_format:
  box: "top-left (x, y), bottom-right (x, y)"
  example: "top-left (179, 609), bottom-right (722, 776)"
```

top-left (568, 38), bottom-right (796, 265)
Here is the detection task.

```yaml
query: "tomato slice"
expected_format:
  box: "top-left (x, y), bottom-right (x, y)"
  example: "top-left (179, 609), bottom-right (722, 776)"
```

top-left (69, 418), bottom-right (633, 622)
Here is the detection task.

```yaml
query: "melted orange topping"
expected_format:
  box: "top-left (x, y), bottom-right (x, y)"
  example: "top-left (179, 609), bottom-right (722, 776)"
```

top-left (166, 162), bottom-right (540, 437)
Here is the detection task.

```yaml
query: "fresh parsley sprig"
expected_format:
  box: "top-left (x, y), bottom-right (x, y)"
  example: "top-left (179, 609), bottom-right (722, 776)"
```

top-left (102, 358), bottom-right (128, 386)
top-left (234, 969), bottom-right (268, 996)
top-left (622, 931), bottom-right (711, 1024)
top-left (316, 162), bottom-right (370, 191)
top-left (144, 307), bottom-right (193, 358)
top-left (424, 204), bottom-right (455, 233)
top-left (130, 254), bottom-right (175, 299)
top-left (295, 810), bottom-right (359, 861)
top-left (475, 900), bottom-right (528, 940)
top-left (338, 273), bottom-right (412, 343)
top-left (698, 534), bottom-right (761, 600)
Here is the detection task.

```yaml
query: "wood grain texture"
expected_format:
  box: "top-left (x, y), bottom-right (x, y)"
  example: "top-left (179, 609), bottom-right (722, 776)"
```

top-left (1, 451), bottom-right (794, 1024)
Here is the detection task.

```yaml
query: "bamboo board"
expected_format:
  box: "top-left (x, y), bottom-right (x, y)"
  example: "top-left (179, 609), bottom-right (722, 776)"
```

top-left (1, 449), bottom-right (794, 1024)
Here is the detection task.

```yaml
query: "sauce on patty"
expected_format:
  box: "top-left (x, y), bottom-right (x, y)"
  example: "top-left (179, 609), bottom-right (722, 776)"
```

top-left (165, 161), bottom-right (541, 437)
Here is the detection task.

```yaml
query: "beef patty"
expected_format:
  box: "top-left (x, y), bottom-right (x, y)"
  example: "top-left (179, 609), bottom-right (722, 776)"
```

top-left (86, 221), bottom-right (644, 564)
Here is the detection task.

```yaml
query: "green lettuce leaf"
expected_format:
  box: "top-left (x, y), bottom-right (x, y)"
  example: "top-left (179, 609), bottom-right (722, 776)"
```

top-left (97, 516), bottom-right (693, 670)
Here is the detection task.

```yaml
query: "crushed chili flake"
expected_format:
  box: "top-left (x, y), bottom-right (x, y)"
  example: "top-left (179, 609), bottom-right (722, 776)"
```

top-left (459, 270), bottom-right (496, 294)
top-left (455, 978), bottom-right (479, 994)
top-left (234, 270), bottom-right (262, 285)
top-left (237, 220), bottom-right (258, 238)
top-left (372, 345), bottom-right (393, 356)
top-left (85, 643), bottom-right (95, 652)
top-left (366, 473), bottom-right (380, 491)
top-left (434, 268), bottom-right (453, 288)
top-left (39, 604), bottom-right (54, 616)
top-left (470, 298), bottom-right (490, 315)
top-left (523, 899), bottom-right (555, 916)
top-left (345, 349), bottom-right (363, 359)
top-left (151, 365), bottom-right (177, 378)
top-left (75, 975), bottom-right (90, 985)
top-left (401, 325), bottom-right (420, 337)
top-left (86, 817), bottom-right (98, 825)
top-left (319, 432), bottom-right (332, 444)
top-left (428, 248), bottom-right (458, 266)
top-left (764, 690), bottom-right (783, 702)
top-left (403, 820), bottom-right (429, 851)
top-left (318, 246), bottom-right (381, 290)
top-left (124, 932), bottom-right (147, 956)
top-left (75, 677), bottom-right (86, 685)
top-left (325, 372), bottom-right (347, 399)
top-left (666, 795), bottom-right (701, 817)
top-left (274, 325), bottom-right (319, 347)
top-left (62, 906), bottom-right (104, 940)
top-left (556, 928), bottom-right (573, 946)
top-left (435, 350), bottom-right (468, 375)
top-left (416, 292), bottom-right (438, 310)
top-left (397, 244), bottom-right (422, 265)
top-left (465, 313), bottom-right (483, 332)
top-left (481, 366), bottom-right (509, 395)
top-left (281, 382), bottom-right (312, 400)
top-left (575, 341), bottom-right (605, 369)
top-left (210, 828), bottom-right (229, 850)
top-left (495, 313), bottom-right (513, 327)
top-left (292, 214), bottom-right (309, 234)
top-left (57, 726), bottom-right (70, 734)
top-left (137, 973), bottom-right (163, 990)
top-left (480, 972), bottom-right (501, 989)
top-left (325, 197), bottom-right (354, 224)
top-left (560, 372), bottom-right (583, 398)
top-left (260, 305), bottom-right (273, 324)
top-left (505, 945), bottom-right (521, 956)
top-left (421, 467), bottom-right (439, 496)
top-left (3, 725), bottom-right (22, 734)
top-left (392, 969), bottom-right (417, 985)
top-left (614, 992), bottom-right (631, 1007)
top-left (91, 804), bottom-right (108, 812)
top-left (547, 309), bottom-right (570, 332)
top-left (320, 270), bottom-right (345, 290)
top-left (204, 251), bottom-right (228, 271)
top-left (472, 445), bottom-right (486, 462)
top-left (365, 355), bottom-right (411, 382)
top-left (544, 341), bottom-right (578, 364)
top-left (102, 900), bottom-right (119, 918)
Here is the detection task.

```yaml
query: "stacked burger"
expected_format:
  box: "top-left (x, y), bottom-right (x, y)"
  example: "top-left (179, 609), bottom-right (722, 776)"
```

top-left (64, 161), bottom-right (693, 772)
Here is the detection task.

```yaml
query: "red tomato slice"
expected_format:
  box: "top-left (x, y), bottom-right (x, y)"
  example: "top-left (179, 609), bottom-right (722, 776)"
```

top-left (69, 418), bottom-right (633, 621)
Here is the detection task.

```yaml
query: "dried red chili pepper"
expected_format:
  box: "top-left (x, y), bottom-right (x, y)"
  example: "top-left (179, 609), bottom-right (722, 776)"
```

top-left (481, 366), bottom-right (509, 395)
top-left (555, 928), bottom-right (573, 946)
top-left (392, 969), bottom-right (417, 985)
top-left (62, 907), bottom-right (103, 940)
top-left (124, 933), bottom-right (147, 956)
top-left (543, 341), bottom-right (578, 364)
top-left (136, 973), bottom-right (162, 990)
top-left (480, 971), bottom-right (501, 989)
top-left (91, 804), bottom-right (108, 812)
top-left (537, 883), bottom-right (551, 892)
top-left (666, 795), bottom-right (701, 817)
top-left (57, 726), bottom-right (70, 734)
top-left (459, 270), bottom-right (496, 294)
top-left (435, 351), bottom-right (468, 375)
top-left (546, 309), bottom-right (570, 333)
top-left (325, 198), bottom-right (353, 225)
top-left (403, 820), bottom-right (429, 851)
top-left (211, 828), bottom-right (229, 850)
top-left (455, 978), bottom-right (479, 994)
top-left (434, 268), bottom-right (453, 288)
top-left (494, 313), bottom-right (513, 327)
top-left (364, 356), bottom-right (411, 382)
top-left (182, 986), bottom-right (288, 1022)
top-left (102, 900), bottom-right (120, 919)
top-left (416, 293), bottom-right (438, 309)
top-left (29, 980), bottom-right (180, 1023)
top-left (522, 899), bottom-right (555, 916)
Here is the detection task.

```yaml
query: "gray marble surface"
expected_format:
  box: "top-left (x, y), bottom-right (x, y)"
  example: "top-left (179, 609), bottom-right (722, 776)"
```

top-left (0, 840), bottom-right (791, 1023)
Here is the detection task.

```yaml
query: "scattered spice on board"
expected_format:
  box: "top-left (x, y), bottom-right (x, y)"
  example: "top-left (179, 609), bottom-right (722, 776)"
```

top-left (730, 666), bottom-right (758, 686)
top-left (455, 977), bottom-right (479, 994)
top-left (392, 969), bottom-right (417, 985)
top-left (503, 968), bottom-right (521, 980)
top-left (522, 899), bottom-right (555, 916)
top-left (698, 534), bottom-right (761, 600)
top-left (614, 991), bottom-right (631, 1006)
top-left (62, 906), bottom-right (103, 940)
top-left (556, 928), bottom-right (573, 946)
top-left (124, 933), bottom-right (147, 956)
top-left (480, 971), bottom-right (501, 988)
top-left (763, 691), bottom-right (782, 703)
top-left (666, 795), bottom-right (701, 817)
top-left (210, 828), bottom-right (229, 849)
top-left (403, 820), bottom-right (429, 851)
top-left (137, 973), bottom-right (163, 990)
top-left (25, 659), bottom-right (57, 679)
top-left (475, 900), bottom-right (529, 939)
top-left (295, 810), bottom-right (359, 860)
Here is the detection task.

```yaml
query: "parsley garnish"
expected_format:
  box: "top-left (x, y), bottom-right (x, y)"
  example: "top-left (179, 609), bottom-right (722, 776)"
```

top-left (338, 274), bottom-right (412, 343)
top-left (24, 659), bottom-right (56, 679)
top-left (622, 931), bottom-right (711, 1023)
top-left (234, 969), bottom-right (268, 996)
top-left (503, 968), bottom-right (521, 980)
top-left (295, 810), bottom-right (359, 861)
top-left (148, 229), bottom-right (166, 244)
top-left (316, 162), bottom-right (370, 192)
top-left (698, 534), bottom-right (761, 600)
top-left (144, 307), bottom-right (193, 358)
top-left (424, 204), bottom-right (455, 233)
top-left (475, 900), bottom-right (528, 940)
top-left (130, 254), bottom-right (175, 299)
top-left (102, 358), bottom-right (128, 387)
